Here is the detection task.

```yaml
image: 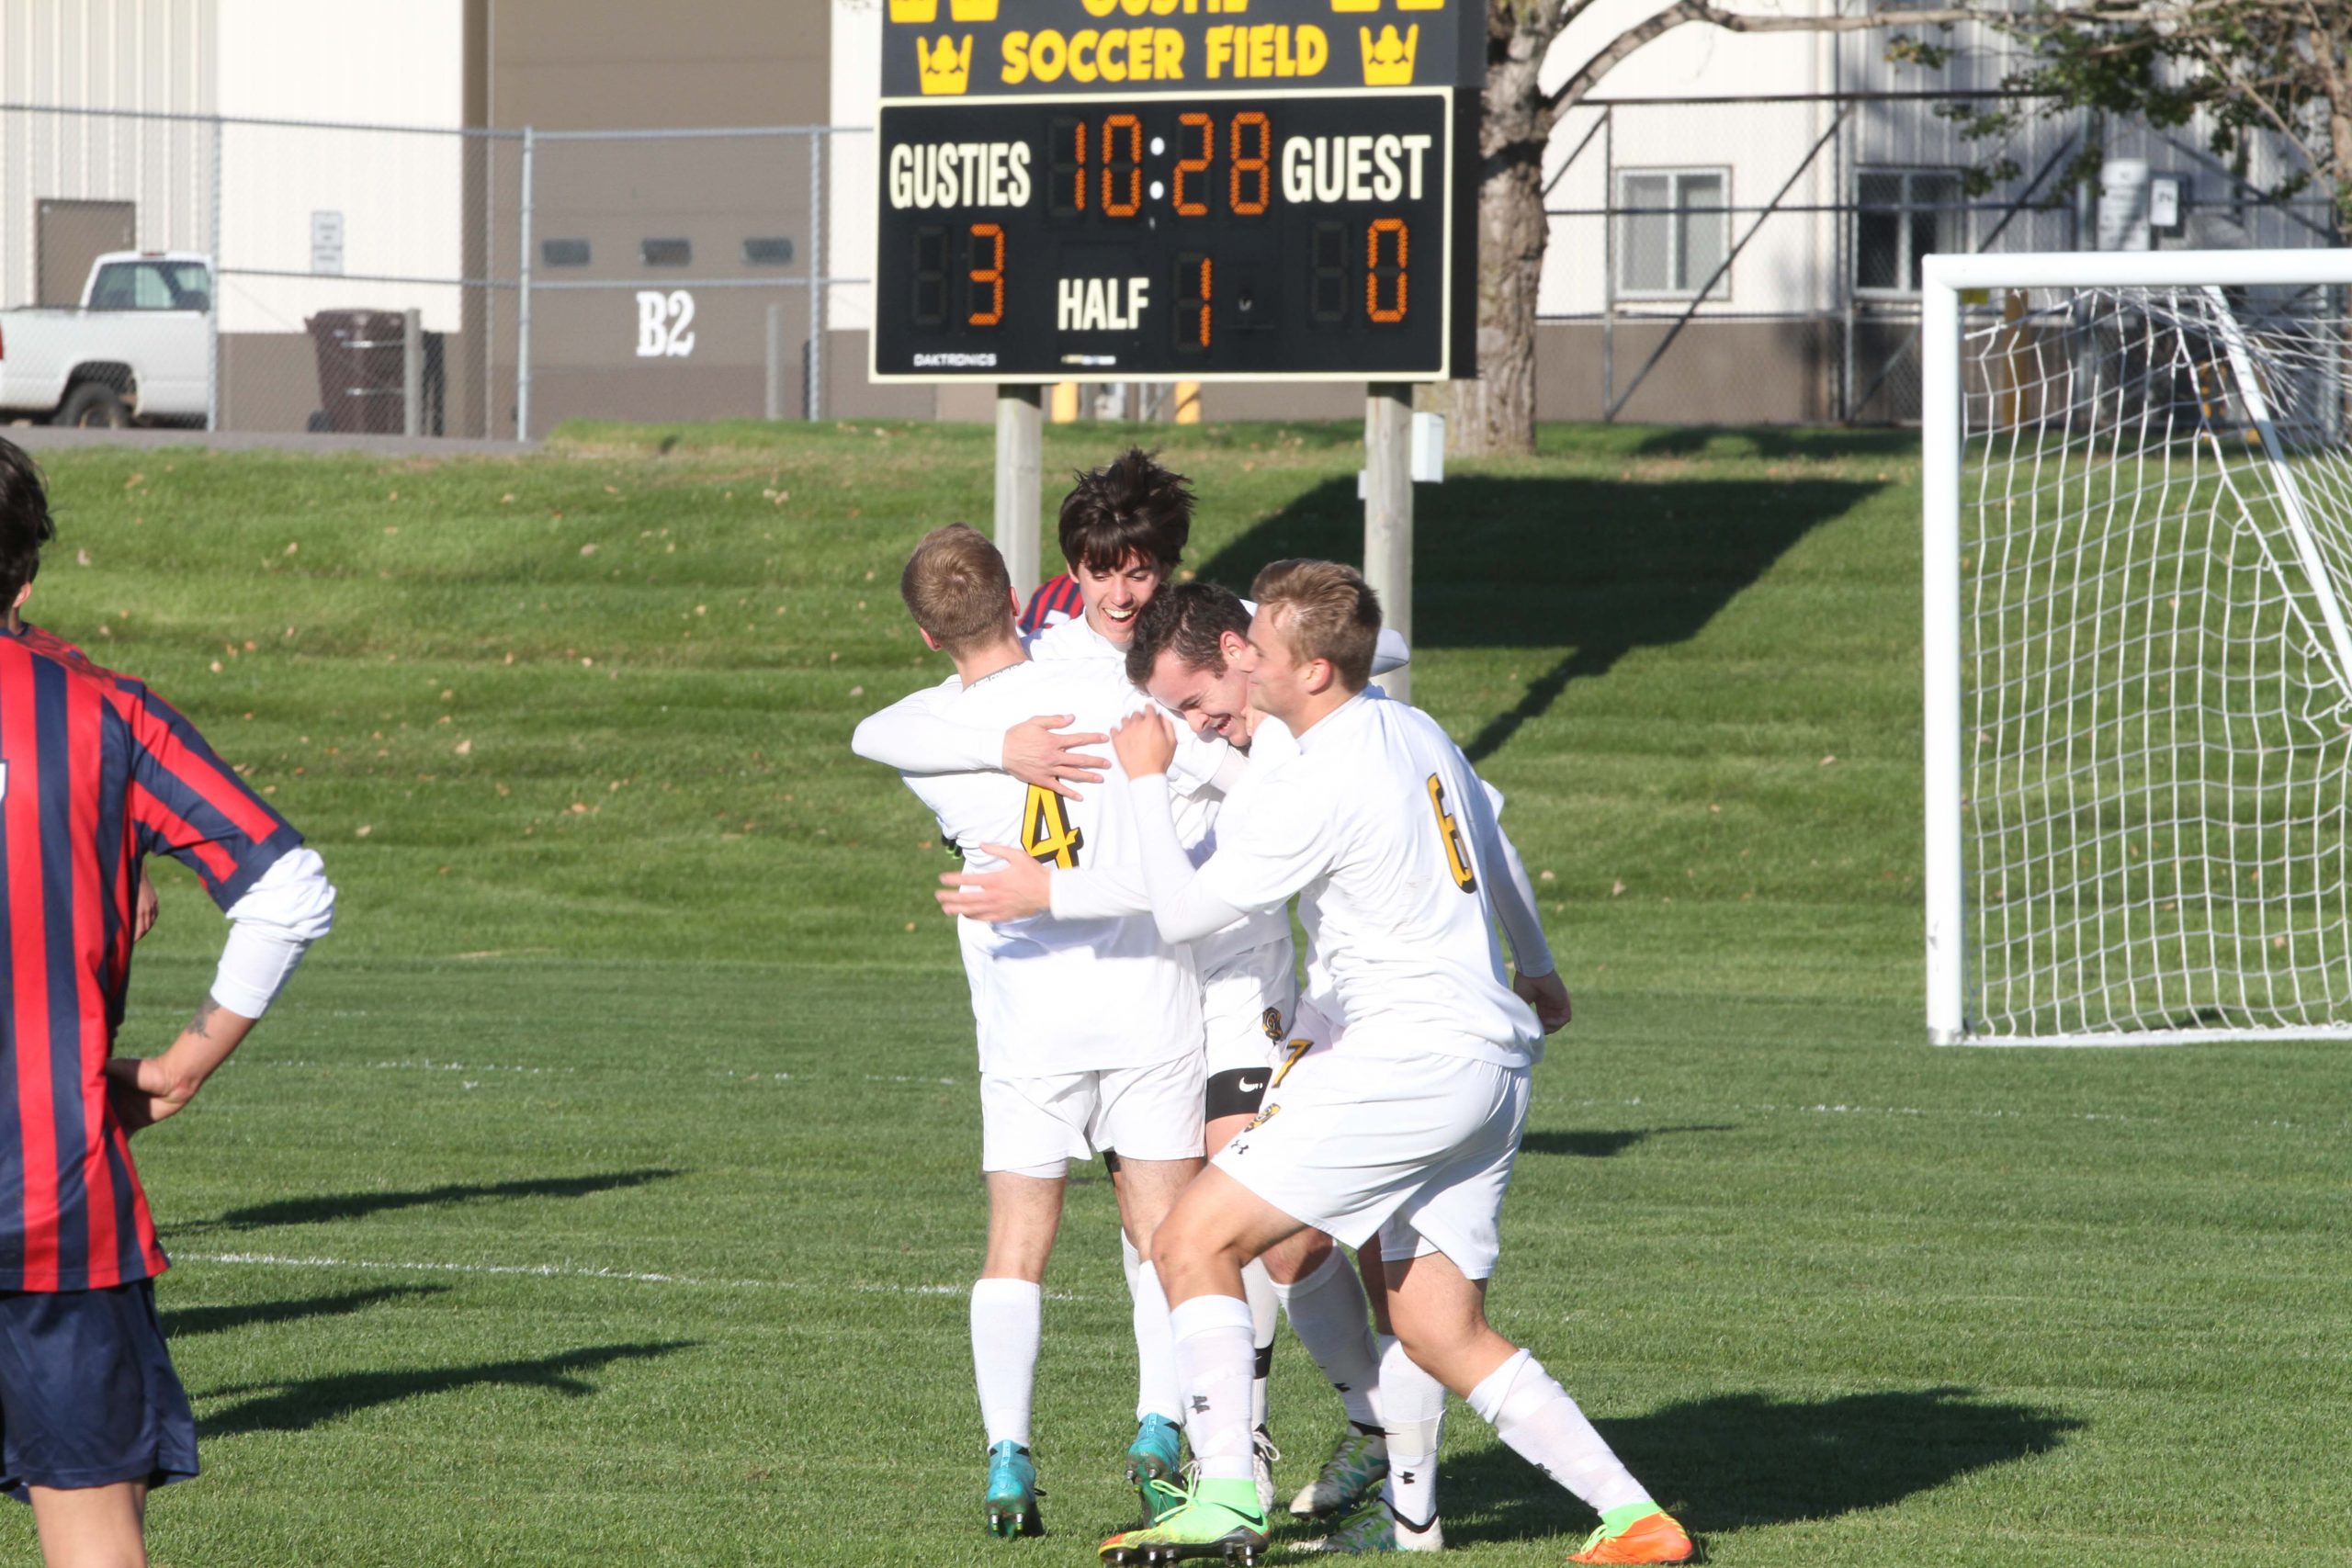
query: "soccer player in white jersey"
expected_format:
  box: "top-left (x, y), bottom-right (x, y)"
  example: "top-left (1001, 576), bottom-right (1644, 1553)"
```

top-left (864, 452), bottom-right (1391, 1522)
top-left (854, 524), bottom-right (1207, 1541)
top-left (1097, 562), bottom-right (1695, 1566)
top-left (944, 583), bottom-right (1449, 1540)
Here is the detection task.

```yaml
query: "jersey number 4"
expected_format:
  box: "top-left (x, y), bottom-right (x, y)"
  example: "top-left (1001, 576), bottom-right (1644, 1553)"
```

top-left (1427, 774), bottom-right (1476, 893)
top-left (1021, 784), bottom-right (1084, 869)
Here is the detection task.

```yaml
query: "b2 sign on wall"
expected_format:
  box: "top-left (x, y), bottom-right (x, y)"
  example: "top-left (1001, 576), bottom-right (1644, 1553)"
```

top-left (635, 290), bottom-right (697, 357)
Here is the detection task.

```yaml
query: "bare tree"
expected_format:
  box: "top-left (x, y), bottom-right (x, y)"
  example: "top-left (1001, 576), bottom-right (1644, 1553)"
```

top-left (1456, 0), bottom-right (1982, 456)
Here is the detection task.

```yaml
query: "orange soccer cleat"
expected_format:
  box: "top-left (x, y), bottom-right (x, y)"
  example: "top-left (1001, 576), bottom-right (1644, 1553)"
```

top-left (1566, 1509), bottom-right (1695, 1564)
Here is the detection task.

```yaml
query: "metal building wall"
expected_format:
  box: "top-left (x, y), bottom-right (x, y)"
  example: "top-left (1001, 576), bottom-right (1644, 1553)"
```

top-left (1, 0), bottom-right (218, 310)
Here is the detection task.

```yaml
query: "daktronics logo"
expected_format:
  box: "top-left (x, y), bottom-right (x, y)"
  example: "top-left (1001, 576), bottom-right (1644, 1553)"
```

top-left (912, 351), bottom-right (998, 367)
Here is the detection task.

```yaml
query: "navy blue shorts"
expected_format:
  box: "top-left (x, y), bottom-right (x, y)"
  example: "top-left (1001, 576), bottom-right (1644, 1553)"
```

top-left (0, 1280), bottom-right (198, 1501)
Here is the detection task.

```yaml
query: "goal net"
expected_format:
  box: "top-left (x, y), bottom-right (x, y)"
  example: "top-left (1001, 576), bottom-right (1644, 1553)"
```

top-left (1926, 256), bottom-right (2352, 1043)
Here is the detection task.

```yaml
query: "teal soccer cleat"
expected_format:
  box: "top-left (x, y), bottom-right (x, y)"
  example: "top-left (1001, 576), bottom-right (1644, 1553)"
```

top-left (985, 1439), bottom-right (1046, 1539)
top-left (1125, 1412), bottom-right (1187, 1525)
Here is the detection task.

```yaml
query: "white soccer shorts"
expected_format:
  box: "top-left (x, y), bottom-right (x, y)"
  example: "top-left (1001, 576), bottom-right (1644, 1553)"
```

top-left (979, 1053), bottom-right (1206, 1178)
top-left (1211, 1045), bottom-right (1530, 1281)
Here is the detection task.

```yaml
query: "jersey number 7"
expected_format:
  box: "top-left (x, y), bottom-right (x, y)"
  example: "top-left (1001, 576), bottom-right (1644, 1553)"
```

top-left (1022, 784), bottom-right (1084, 869)
top-left (1427, 774), bottom-right (1476, 893)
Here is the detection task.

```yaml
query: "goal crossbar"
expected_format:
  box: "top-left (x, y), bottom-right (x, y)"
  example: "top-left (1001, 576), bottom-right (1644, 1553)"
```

top-left (1923, 250), bottom-right (2352, 1045)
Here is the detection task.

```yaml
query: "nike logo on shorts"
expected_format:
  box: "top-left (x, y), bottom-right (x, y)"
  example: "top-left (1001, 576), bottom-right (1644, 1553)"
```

top-left (1238, 1078), bottom-right (1265, 1093)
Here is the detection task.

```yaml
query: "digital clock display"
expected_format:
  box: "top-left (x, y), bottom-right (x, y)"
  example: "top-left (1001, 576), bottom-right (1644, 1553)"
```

top-left (871, 88), bottom-right (1473, 383)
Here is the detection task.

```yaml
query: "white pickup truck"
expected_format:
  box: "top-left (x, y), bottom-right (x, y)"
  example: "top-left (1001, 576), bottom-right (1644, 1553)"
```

top-left (0, 252), bottom-right (212, 427)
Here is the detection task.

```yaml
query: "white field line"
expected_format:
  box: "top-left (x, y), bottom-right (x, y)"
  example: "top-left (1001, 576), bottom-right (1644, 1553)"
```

top-left (1571, 1095), bottom-right (2322, 1132)
top-left (225, 1060), bottom-right (959, 1088)
top-left (175, 1250), bottom-right (1077, 1301)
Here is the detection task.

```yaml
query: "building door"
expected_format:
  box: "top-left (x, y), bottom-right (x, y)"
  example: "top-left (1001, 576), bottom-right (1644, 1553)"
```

top-left (37, 200), bottom-right (137, 306)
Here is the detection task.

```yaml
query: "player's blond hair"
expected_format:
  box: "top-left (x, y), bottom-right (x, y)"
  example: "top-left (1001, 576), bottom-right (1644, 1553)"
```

top-left (901, 523), bottom-right (1015, 655)
top-left (1250, 558), bottom-right (1380, 690)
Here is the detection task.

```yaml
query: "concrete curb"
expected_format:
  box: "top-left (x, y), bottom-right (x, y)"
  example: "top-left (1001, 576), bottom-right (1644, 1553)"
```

top-left (1, 426), bottom-right (539, 458)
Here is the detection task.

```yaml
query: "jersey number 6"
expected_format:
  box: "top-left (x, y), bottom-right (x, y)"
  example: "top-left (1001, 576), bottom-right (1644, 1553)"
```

top-left (1021, 784), bottom-right (1084, 869)
top-left (1426, 774), bottom-right (1476, 893)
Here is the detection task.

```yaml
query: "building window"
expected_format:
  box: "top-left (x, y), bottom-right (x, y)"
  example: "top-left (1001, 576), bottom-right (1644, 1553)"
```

top-left (541, 239), bottom-right (591, 267)
top-left (741, 237), bottom-right (795, 266)
top-left (1856, 169), bottom-right (1964, 294)
top-left (640, 238), bottom-right (692, 266)
top-left (1615, 169), bottom-right (1729, 299)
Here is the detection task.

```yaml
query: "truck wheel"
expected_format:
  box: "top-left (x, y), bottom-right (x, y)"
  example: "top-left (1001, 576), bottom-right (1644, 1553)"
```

top-left (59, 383), bottom-right (130, 429)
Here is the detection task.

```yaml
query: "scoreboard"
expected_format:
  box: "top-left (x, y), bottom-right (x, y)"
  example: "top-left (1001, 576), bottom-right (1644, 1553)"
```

top-left (871, 0), bottom-right (1478, 384)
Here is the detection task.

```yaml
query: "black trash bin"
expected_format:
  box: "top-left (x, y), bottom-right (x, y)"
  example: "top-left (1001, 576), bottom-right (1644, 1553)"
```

top-left (305, 310), bottom-right (444, 434)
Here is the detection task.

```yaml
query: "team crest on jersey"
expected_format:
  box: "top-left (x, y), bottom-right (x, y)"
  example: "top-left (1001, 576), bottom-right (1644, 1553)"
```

top-left (1260, 1007), bottom-right (1286, 1042)
top-left (1244, 1102), bottom-right (1281, 1133)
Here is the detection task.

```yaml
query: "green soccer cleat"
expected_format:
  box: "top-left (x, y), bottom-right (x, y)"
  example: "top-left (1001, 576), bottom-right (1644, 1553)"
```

top-left (1288, 1427), bottom-right (1388, 1517)
top-left (1099, 1477), bottom-right (1270, 1565)
top-left (1125, 1412), bottom-right (1187, 1525)
top-left (984, 1439), bottom-right (1046, 1539)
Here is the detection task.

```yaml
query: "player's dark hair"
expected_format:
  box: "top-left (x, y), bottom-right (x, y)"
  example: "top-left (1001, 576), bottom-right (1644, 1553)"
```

top-left (901, 523), bottom-right (1016, 656)
top-left (1125, 581), bottom-right (1251, 688)
top-left (0, 438), bottom-right (53, 608)
top-left (1250, 558), bottom-right (1380, 690)
top-left (1057, 447), bottom-right (1193, 575)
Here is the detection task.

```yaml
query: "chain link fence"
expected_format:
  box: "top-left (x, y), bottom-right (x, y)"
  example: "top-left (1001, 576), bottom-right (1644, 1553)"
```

top-left (1541, 91), bottom-right (2340, 426)
top-left (3, 103), bottom-right (864, 441)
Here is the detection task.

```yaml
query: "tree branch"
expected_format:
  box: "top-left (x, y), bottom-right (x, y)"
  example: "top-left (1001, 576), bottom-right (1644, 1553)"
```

top-left (1543, 0), bottom-right (1985, 127)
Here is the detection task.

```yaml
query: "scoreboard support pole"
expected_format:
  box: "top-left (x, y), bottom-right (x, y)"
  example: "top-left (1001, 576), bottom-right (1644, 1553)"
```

top-left (1364, 383), bottom-right (1414, 705)
top-left (994, 385), bottom-right (1045, 601)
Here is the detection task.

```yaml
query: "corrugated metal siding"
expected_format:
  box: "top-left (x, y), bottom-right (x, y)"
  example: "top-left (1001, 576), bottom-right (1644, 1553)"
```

top-left (1, 0), bottom-right (217, 308)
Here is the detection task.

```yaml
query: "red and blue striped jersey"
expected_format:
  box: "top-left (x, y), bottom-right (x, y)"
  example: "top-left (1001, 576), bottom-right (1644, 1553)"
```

top-left (0, 623), bottom-right (300, 1290)
top-left (1021, 573), bottom-right (1081, 635)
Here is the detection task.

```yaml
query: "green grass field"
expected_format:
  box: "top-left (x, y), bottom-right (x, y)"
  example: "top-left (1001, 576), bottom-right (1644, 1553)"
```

top-left (9, 420), bottom-right (2348, 1566)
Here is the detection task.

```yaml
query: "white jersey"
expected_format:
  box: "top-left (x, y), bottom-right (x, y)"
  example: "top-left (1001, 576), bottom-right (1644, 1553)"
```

top-left (1023, 607), bottom-right (1234, 850)
top-left (1182, 716), bottom-right (1295, 973)
top-left (1196, 693), bottom-right (1543, 1068)
top-left (1028, 613), bottom-right (1121, 662)
top-left (882, 660), bottom-right (1201, 1077)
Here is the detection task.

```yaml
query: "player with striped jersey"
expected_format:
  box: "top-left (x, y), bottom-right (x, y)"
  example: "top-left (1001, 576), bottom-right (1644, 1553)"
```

top-left (0, 438), bottom-right (336, 1567)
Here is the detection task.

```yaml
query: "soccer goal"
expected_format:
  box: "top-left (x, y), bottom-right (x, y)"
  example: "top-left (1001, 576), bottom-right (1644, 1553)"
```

top-left (1924, 251), bottom-right (2352, 1044)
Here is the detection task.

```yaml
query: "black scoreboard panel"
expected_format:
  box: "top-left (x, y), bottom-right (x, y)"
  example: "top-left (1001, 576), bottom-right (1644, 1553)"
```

top-left (872, 89), bottom-right (1474, 382)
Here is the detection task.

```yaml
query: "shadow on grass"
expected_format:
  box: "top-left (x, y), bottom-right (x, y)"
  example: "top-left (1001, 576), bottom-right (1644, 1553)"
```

top-left (1193, 470), bottom-right (1880, 761)
top-left (1516, 1125), bottom-right (1736, 1159)
top-left (186, 1168), bottom-right (683, 1232)
top-left (1438, 1385), bottom-right (2082, 1548)
top-left (163, 1284), bottom-right (447, 1340)
top-left (200, 1340), bottom-right (695, 1437)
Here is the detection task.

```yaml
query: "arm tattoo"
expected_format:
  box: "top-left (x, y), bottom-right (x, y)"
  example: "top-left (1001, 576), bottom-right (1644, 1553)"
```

top-left (187, 998), bottom-right (223, 1041)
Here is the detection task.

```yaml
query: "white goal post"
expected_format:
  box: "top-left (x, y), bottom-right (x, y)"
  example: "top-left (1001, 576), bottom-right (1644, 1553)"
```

top-left (1924, 250), bottom-right (2352, 1045)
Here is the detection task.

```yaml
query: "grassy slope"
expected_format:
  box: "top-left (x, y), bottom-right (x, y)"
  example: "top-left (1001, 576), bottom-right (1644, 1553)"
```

top-left (2, 421), bottom-right (2342, 1565)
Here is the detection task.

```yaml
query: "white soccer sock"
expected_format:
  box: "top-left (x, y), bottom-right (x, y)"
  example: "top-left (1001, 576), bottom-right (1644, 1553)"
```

top-left (1170, 1293), bottom-right (1259, 1483)
top-left (970, 1277), bottom-right (1043, 1449)
top-left (1271, 1248), bottom-right (1382, 1429)
top-left (1376, 1332), bottom-right (1447, 1530)
top-left (1132, 1261), bottom-right (1183, 1425)
top-left (1466, 1349), bottom-right (1652, 1516)
top-left (1122, 1233), bottom-right (1144, 1294)
top-left (1243, 1258), bottom-right (1279, 1431)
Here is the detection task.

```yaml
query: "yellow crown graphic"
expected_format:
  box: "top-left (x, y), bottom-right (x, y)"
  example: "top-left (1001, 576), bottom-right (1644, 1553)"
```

top-left (918, 33), bottom-right (973, 95)
top-left (1360, 23), bottom-right (1417, 84)
top-left (949, 0), bottom-right (998, 17)
top-left (888, 0), bottom-right (936, 22)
